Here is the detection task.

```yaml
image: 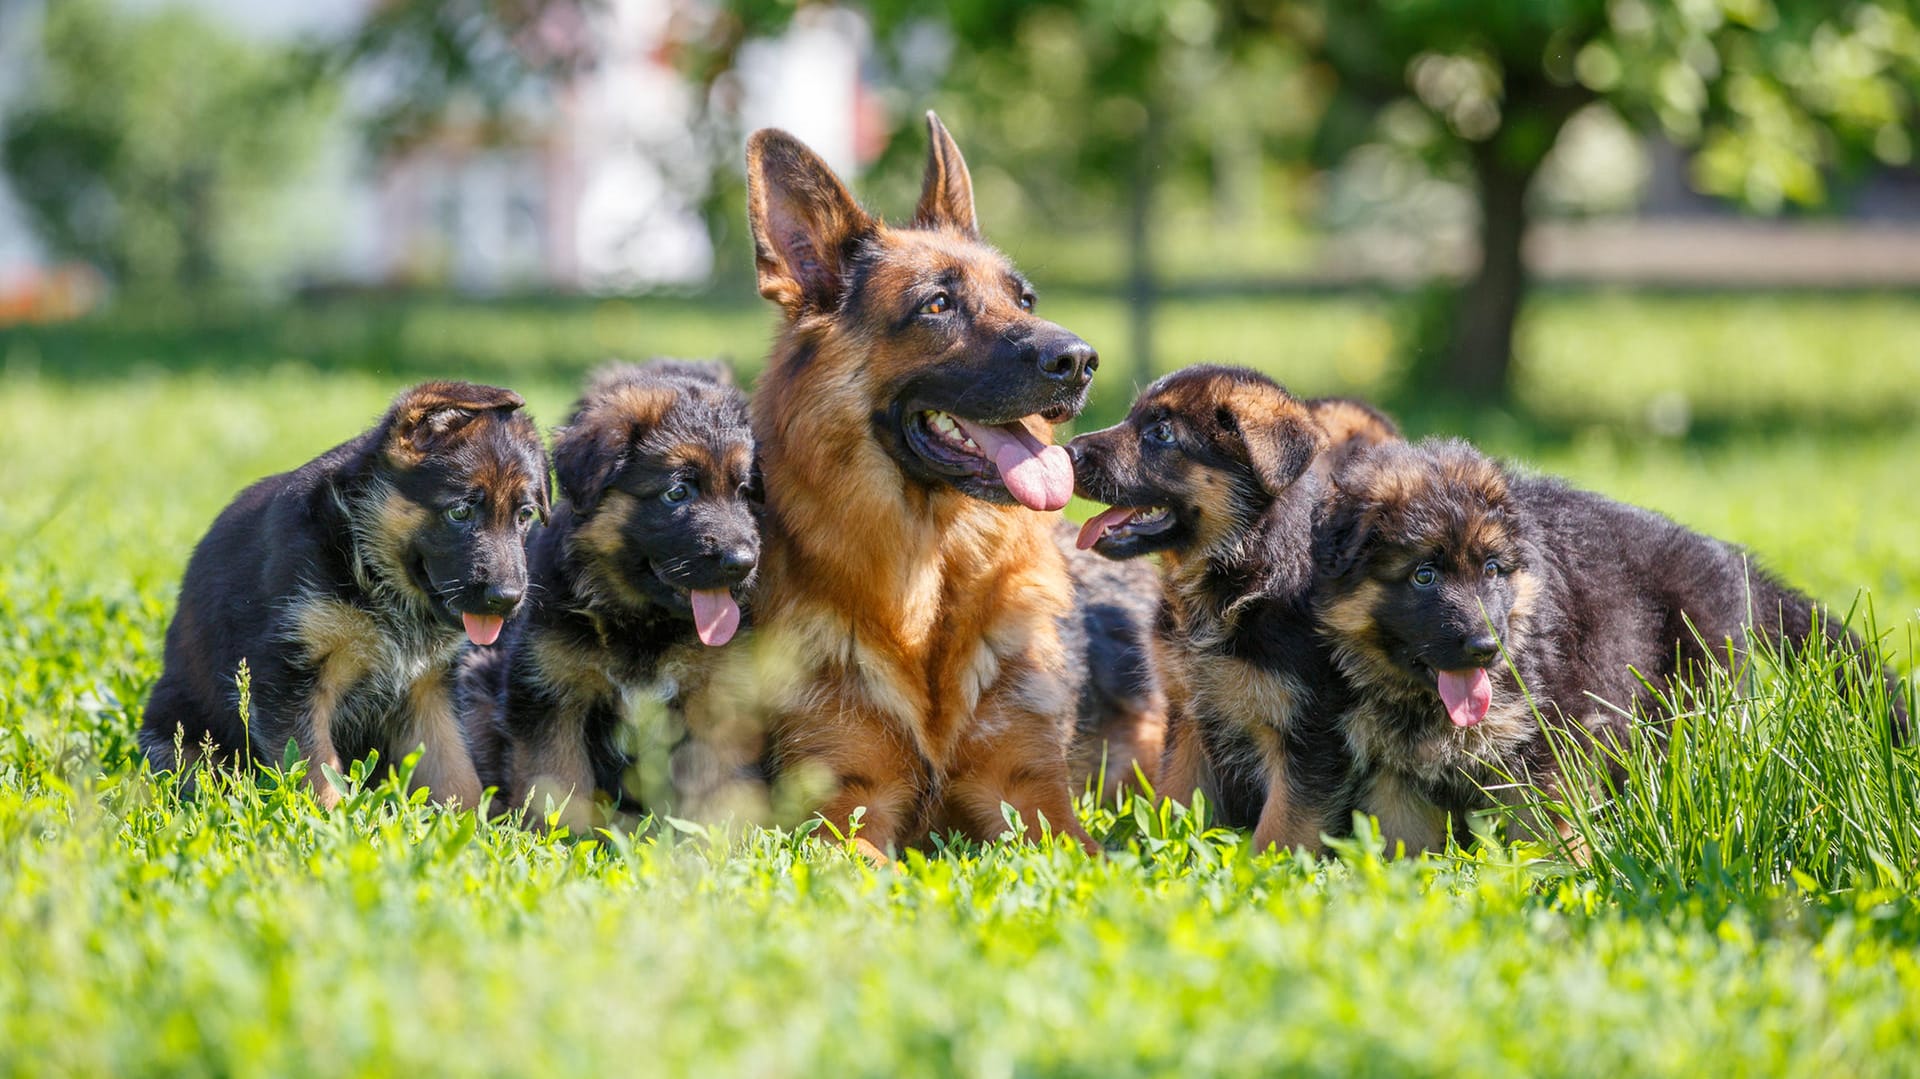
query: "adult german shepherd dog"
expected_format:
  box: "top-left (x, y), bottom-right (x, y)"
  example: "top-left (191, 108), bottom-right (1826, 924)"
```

top-left (1068, 366), bottom-right (1381, 852)
top-left (140, 382), bottom-right (549, 809)
top-left (462, 360), bottom-right (759, 829)
top-left (715, 113), bottom-right (1100, 856)
top-left (1316, 437), bottom-right (1907, 853)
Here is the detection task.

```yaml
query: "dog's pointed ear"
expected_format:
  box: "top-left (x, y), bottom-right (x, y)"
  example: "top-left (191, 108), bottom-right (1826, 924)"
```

top-left (384, 381), bottom-right (524, 466)
top-left (1219, 395), bottom-right (1326, 499)
top-left (747, 128), bottom-right (875, 316)
top-left (913, 111), bottom-right (977, 235)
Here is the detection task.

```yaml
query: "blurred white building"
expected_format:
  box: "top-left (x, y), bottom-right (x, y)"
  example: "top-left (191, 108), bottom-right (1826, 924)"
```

top-left (0, 0), bottom-right (870, 296)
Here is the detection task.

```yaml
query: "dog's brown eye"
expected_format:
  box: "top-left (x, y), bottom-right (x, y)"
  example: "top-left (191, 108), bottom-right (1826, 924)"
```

top-left (918, 293), bottom-right (951, 316)
top-left (1412, 564), bottom-right (1437, 588)
top-left (1146, 420), bottom-right (1175, 446)
top-left (517, 506), bottom-right (539, 527)
top-left (1018, 292), bottom-right (1036, 312)
top-left (662, 481), bottom-right (694, 506)
top-left (1484, 557), bottom-right (1501, 577)
top-left (445, 505), bottom-right (473, 524)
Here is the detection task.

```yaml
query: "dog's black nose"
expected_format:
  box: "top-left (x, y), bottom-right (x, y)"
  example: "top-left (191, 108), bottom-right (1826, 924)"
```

top-left (479, 584), bottom-right (524, 615)
top-left (1463, 634), bottom-right (1500, 667)
top-left (1065, 441), bottom-right (1086, 469)
top-left (1038, 340), bottom-right (1098, 385)
top-left (716, 545), bottom-right (757, 584)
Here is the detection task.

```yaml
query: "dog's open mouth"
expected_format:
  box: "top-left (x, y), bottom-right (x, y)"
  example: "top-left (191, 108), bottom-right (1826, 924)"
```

top-left (461, 612), bottom-right (506, 647)
top-left (1074, 505), bottom-right (1174, 551)
top-left (651, 564), bottom-right (743, 647)
top-left (905, 410), bottom-right (1074, 512)
top-left (1421, 664), bottom-right (1492, 728)
top-left (688, 588), bottom-right (741, 647)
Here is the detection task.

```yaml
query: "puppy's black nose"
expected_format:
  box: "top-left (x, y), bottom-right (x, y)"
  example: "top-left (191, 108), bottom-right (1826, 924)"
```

top-left (1038, 340), bottom-right (1098, 385)
top-left (1463, 634), bottom-right (1500, 667)
top-left (479, 584), bottom-right (524, 615)
top-left (1065, 441), bottom-right (1086, 469)
top-left (717, 546), bottom-right (757, 584)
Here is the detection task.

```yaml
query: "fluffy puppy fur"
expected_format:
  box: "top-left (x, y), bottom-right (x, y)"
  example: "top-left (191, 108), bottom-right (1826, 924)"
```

top-left (142, 382), bottom-right (549, 808)
top-left (462, 360), bottom-right (759, 829)
top-left (1316, 437), bottom-right (1907, 853)
top-left (1053, 523), bottom-right (1169, 800)
top-left (1068, 366), bottom-right (1369, 852)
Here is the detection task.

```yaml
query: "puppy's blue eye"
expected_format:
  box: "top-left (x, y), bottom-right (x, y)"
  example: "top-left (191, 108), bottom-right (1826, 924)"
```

top-left (1412, 564), bottom-right (1438, 588)
top-left (1018, 292), bottom-right (1036, 312)
top-left (445, 505), bottom-right (473, 524)
top-left (661, 482), bottom-right (693, 505)
top-left (1146, 421), bottom-right (1175, 445)
top-left (1484, 557), bottom-right (1501, 577)
top-left (918, 293), bottom-right (951, 316)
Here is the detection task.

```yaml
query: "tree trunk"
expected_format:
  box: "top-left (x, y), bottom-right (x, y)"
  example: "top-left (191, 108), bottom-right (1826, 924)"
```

top-left (1444, 139), bottom-right (1539, 400)
top-left (1124, 107), bottom-right (1159, 392)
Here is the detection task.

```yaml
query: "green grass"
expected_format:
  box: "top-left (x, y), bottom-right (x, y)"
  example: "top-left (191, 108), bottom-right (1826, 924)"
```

top-left (3, 292), bottom-right (1920, 1076)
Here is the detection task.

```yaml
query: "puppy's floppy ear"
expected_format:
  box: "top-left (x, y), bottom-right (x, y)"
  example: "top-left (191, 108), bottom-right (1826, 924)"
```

top-left (745, 458), bottom-right (767, 505)
top-left (385, 381), bottom-right (525, 466)
top-left (912, 112), bottom-right (978, 235)
top-left (531, 444), bottom-right (554, 524)
top-left (556, 382), bottom-right (676, 512)
top-left (552, 419), bottom-right (629, 514)
top-left (747, 128), bottom-right (876, 316)
top-left (1221, 399), bottom-right (1327, 498)
top-left (1316, 483), bottom-right (1374, 581)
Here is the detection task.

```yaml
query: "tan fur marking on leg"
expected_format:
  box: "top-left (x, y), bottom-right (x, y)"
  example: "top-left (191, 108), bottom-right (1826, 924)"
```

top-left (291, 598), bottom-right (384, 809)
top-left (401, 667), bottom-right (483, 809)
top-left (1361, 769), bottom-right (1448, 856)
top-left (511, 719), bottom-right (597, 832)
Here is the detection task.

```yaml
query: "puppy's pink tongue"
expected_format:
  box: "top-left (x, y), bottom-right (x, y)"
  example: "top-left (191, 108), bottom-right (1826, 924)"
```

top-left (462, 612), bottom-right (505, 647)
top-left (1076, 506), bottom-right (1138, 550)
top-left (689, 588), bottom-right (741, 647)
top-left (955, 417), bottom-right (1074, 512)
top-left (1437, 668), bottom-right (1493, 728)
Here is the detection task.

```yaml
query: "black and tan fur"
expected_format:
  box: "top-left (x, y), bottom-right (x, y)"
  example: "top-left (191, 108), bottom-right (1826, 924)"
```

top-left (1316, 437), bottom-right (1907, 854)
top-left (689, 113), bottom-right (1102, 857)
top-left (1068, 366), bottom-right (1378, 852)
top-left (1307, 396), bottom-right (1400, 479)
top-left (1054, 524), bottom-right (1169, 801)
top-left (141, 382), bottom-right (549, 808)
top-left (462, 361), bottom-right (760, 830)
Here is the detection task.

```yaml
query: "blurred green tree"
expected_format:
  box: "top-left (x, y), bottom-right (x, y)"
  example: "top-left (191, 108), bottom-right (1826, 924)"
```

top-left (319, 0), bottom-right (600, 153)
top-left (0, 0), bottom-right (329, 292)
top-left (1258, 0), bottom-right (1920, 398)
top-left (684, 0), bottom-right (1920, 400)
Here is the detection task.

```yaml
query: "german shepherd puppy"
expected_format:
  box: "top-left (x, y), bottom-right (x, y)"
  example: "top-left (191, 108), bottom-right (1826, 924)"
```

top-left (1068, 366), bottom-right (1369, 852)
top-left (461, 360), bottom-right (759, 829)
top-left (701, 113), bottom-right (1100, 856)
top-left (141, 382), bottom-right (549, 808)
top-left (1316, 437), bottom-right (1907, 853)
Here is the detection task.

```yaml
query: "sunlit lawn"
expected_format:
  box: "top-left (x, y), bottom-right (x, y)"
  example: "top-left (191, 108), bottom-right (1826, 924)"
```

top-left (3, 290), bottom-right (1919, 1076)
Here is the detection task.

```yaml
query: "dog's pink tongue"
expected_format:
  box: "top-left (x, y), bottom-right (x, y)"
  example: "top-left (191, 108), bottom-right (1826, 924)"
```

top-left (689, 588), bottom-right (741, 647)
top-left (1437, 668), bottom-right (1493, 728)
top-left (1076, 506), bottom-right (1138, 550)
top-left (955, 417), bottom-right (1074, 512)
top-left (462, 612), bottom-right (505, 647)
